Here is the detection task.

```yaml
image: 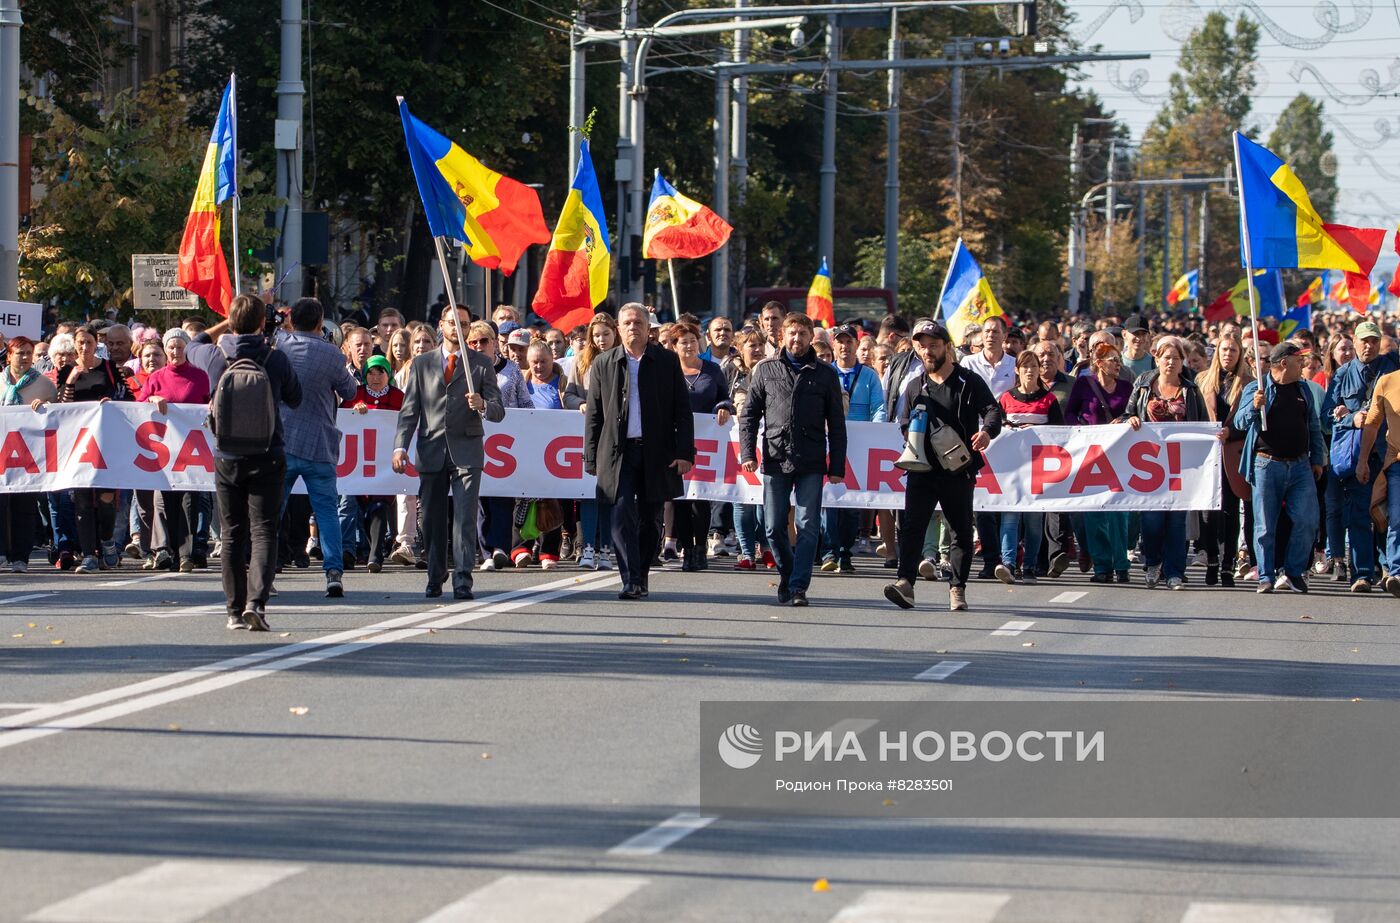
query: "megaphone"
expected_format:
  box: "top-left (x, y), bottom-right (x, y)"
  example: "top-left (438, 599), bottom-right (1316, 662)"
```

top-left (895, 406), bottom-right (934, 473)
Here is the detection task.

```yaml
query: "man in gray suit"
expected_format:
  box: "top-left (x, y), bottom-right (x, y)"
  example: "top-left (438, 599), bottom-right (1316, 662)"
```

top-left (392, 304), bottom-right (505, 599)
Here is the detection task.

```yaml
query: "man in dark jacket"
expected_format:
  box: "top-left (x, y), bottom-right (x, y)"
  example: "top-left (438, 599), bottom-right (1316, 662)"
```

top-left (884, 319), bottom-right (1002, 613)
top-left (214, 294), bottom-right (303, 632)
top-left (739, 312), bottom-right (847, 607)
top-left (585, 303), bottom-right (696, 600)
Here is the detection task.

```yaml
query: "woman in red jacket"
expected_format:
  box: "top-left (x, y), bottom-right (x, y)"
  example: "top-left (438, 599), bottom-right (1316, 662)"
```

top-left (342, 355), bottom-right (403, 572)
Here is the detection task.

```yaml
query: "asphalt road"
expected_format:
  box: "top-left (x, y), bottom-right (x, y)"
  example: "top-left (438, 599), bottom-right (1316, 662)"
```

top-left (1, 551), bottom-right (1398, 922)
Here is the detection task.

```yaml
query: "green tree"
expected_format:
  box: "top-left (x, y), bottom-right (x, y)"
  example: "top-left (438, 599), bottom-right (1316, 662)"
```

top-left (1158, 12), bottom-right (1260, 128)
top-left (1268, 94), bottom-right (1337, 222)
top-left (21, 74), bottom-right (277, 314)
top-left (851, 233), bottom-right (940, 314)
top-left (16, 0), bottom-right (130, 130)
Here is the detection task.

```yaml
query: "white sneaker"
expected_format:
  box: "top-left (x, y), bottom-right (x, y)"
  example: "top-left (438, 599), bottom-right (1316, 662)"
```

top-left (1190, 551), bottom-right (1208, 567)
top-left (210, 541), bottom-right (222, 559)
top-left (1275, 573), bottom-right (1304, 593)
top-left (540, 558), bottom-right (558, 571)
top-left (1127, 549), bottom-right (1143, 565)
top-left (597, 549), bottom-right (614, 570)
top-left (708, 534), bottom-right (725, 557)
top-left (1167, 576), bottom-right (1184, 590)
top-left (479, 556), bottom-right (498, 572)
top-left (579, 544), bottom-right (596, 569)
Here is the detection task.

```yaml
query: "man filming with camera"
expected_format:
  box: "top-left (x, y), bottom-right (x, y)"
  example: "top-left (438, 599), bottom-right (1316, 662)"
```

top-left (884, 318), bottom-right (1002, 613)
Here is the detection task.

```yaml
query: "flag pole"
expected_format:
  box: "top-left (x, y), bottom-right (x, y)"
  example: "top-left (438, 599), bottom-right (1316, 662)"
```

top-left (229, 72), bottom-right (242, 297)
top-left (667, 258), bottom-right (681, 317)
top-left (1232, 131), bottom-right (1267, 430)
top-left (431, 233), bottom-right (476, 398)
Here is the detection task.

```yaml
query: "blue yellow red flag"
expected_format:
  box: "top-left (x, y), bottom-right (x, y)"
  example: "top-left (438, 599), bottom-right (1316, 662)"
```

top-left (178, 77), bottom-right (235, 316)
top-left (398, 98), bottom-right (550, 276)
top-left (1234, 131), bottom-right (1384, 312)
top-left (1295, 275), bottom-right (1323, 308)
top-left (642, 170), bottom-right (732, 260)
top-left (937, 239), bottom-right (1003, 336)
top-left (1166, 270), bottom-right (1198, 306)
top-left (533, 140), bottom-right (611, 332)
top-left (806, 258), bottom-right (834, 327)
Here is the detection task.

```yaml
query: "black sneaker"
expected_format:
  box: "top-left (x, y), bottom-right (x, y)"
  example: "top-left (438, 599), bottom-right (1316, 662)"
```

top-left (244, 606), bottom-right (270, 632)
top-left (1048, 552), bottom-right (1070, 578)
top-left (226, 612), bottom-right (249, 630)
top-left (325, 569), bottom-right (344, 598)
top-left (791, 591), bottom-right (809, 607)
top-left (777, 587), bottom-right (792, 605)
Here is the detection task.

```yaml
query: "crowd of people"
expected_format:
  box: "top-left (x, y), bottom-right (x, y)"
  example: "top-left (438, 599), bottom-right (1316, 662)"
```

top-left (2, 291), bottom-right (1398, 623)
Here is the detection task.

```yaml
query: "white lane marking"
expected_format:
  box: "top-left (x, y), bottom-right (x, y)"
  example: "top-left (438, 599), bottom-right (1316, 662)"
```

top-left (1049, 591), bottom-right (1086, 604)
top-left (147, 604), bottom-right (363, 619)
top-left (607, 813), bottom-right (717, 857)
top-left (0, 703), bottom-right (53, 709)
top-left (0, 592), bottom-right (59, 606)
top-left (417, 874), bottom-right (648, 923)
top-left (830, 889), bottom-right (1011, 923)
top-left (825, 718), bottom-right (879, 737)
top-left (990, 620), bottom-right (1034, 636)
top-left (0, 573), bottom-right (619, 750)
top-left (26, 860), bottom-right (304, 923)
top-left (1, 570), bottom-right (615, 731)
top-left (914, 661), bottom-right (970, 681)
top-left (1180, 903), bottom-right (1333, 923)
top-left (98, 573), bottom-right (186, 588)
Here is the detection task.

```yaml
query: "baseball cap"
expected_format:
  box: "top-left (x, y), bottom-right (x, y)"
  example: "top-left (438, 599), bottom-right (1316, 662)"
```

top-left (498, 320), bottom-right (521, 337)
top-left (364, 354), bottom-right (392, 376)
top-left (1269, 341), bottom-right (1303, 363)
top-left (911, 319), bottom-right (952, 343)
top-left (832, 324), bottom-right (860, 341)
top-left (1123, 314), bottom-right (1149, 334)
top-left (1356, 320), bottom-right (1383, 340)
top-left (507, 329), bottom-right (531, 348)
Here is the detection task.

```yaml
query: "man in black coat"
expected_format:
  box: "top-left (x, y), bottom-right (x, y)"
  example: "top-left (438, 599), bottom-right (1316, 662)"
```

top-left (585, 303), bottom-right (696, 600)
top-left (738, 312), bottom-right (847, 607)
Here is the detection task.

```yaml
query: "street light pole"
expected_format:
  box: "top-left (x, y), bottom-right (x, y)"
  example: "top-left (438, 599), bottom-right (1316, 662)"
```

top-left (0, 0), bottom-right (20, 301)
top-left (882, 9), bottom-right (900, 304)
top-left (818, 16), bottom-right (839, 277)
top-left (274, 0), bottom-right (304, 304)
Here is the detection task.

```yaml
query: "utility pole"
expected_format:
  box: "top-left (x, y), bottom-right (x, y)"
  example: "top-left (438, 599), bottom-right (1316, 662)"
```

top-left (1161, 186), bottom-right (1171, 307)
top-left (1197, 190), bottom-right (1208, 304)
top-left (1180, 193), bottom-right (1190, 285)
top-left (0, 0), bottom-right (20, 300)
top-left (882, 9), bottom-right (901, 304)
top-left (616, 0), bottom-right (637, 304)
top-left (1066, 122), bottom-right (1080, 312)
top-left (711, 55), bottom-right (730, 315)
top-left (568, 10), bottom-right (586, 183)
top-left (274, 0), bottom-right (304, 304)
top-left (949, 40), bottom-right (963, 231)
top-left (730, 0), bottom-right (750, 320)
top-left (1136, 187), bottom-right (1146, 310)
top-left (818, 16), bottom-right (839, 277)
top-left (1104, 138), bottom-right (1115, 251)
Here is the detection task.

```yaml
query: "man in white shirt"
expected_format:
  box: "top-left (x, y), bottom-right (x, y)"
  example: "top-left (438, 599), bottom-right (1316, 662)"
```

top-left (958, 314), bottom-right (1015, 579)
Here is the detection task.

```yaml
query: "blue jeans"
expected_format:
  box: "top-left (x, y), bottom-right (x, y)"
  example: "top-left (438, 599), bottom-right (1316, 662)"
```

top-left (821, 508), bottom-right (857, 563)
top-left (999, 512), bottom-right (1044, 571)
top-left (282, 453), bottom-right (344, 575)
top-left (338, 492), bottom-right (363, 561)
top-left (1384, 463), bottom-right (1400, 578)
top-left (1252, 456), bottom-right (1319, 582)
top-left (1325, 470), bottom-right (1374, 581)
top-left (1140, 510), bottom-right (1188, 581)
top-left (763, 471), bottom-right (824, 594)
top-left (579, 498), bottom-right (614, 551)
top-left (733, 502), bottom-right (763, 558)
top-left (46, 491), bottom-right (77, 556)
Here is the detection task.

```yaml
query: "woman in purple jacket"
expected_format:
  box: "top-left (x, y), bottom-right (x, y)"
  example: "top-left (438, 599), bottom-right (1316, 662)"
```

top-left (1065, 343), bottom-right (1134, 583)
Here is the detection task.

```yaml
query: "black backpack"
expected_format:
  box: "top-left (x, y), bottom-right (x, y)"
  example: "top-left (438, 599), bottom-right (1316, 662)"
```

top-left (209, 344), bottom-right (277, 455)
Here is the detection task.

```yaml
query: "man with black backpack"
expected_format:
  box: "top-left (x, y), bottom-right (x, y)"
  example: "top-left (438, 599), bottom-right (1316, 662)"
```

top-left (210, 294), bottom-right (302, 631)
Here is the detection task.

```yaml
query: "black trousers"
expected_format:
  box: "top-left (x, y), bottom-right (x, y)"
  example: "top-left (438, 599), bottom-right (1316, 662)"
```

top-left (898, 470), bottom-right (976, 588)
top-left (975, 511), bottom-right (999, 572)
top-left (673, 499), bottom-right (711, 553)
top-left (216, 453), bottom-right (286, 615)
top-left (72, 488), bottom-right (116, 557)
top-left (0, 493), bottom-right (36, 563)
top-left (154, 490), bottom-right (198, 560)
top-left (1203, 473), bottom-right (1242, 567)
top-left (419, 465), bottom-right (482, 592)
top-left (612, 440), bottom-right (660, 590)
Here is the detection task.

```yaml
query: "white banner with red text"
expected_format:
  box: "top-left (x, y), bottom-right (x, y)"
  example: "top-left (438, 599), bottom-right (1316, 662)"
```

top-left (0, 404), bottom-right (1221, 511)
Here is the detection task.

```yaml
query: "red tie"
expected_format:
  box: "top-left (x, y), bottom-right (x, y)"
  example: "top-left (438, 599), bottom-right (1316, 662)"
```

top-left (445, 353), bottom-right (457, 385)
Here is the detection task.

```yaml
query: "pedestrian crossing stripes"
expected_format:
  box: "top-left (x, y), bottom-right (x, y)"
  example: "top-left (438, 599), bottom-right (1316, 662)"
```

top-left (828, 889), bottom-right (1011, 922)
top-left (915, 660), bottom-right (971, 681)
top-left (25, 860), bottom-right (304, 923)
top-left (606, 812), bottom-right (717, 856)
top-left (416, 874), bottom-right (648, 923)
top-left (18, 862), bottom-right (1350, 923)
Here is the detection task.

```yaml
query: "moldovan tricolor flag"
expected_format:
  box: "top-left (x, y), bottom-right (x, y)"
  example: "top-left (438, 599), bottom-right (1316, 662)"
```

top-left (938, 238), bottom-right (1003, 336)
top-left (1234, 131), bottom-right (1385, 306)
top-left (177, 76), bottom-right (236, 316)
top-left (642, 170), bottom-right (732, 260)
top-left (806, 258), bottom-right (835, 328)
top-left (1165, 270), bottom-right (1198, 306)
top-left (533, 141), bottom-right (610, 332)
top-left (398, 98), bottom-right (550, 275)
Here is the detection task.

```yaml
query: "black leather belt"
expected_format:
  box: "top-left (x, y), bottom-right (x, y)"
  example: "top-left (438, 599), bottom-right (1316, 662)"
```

top-left (1257, 450), bottom-right (1306, 462)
